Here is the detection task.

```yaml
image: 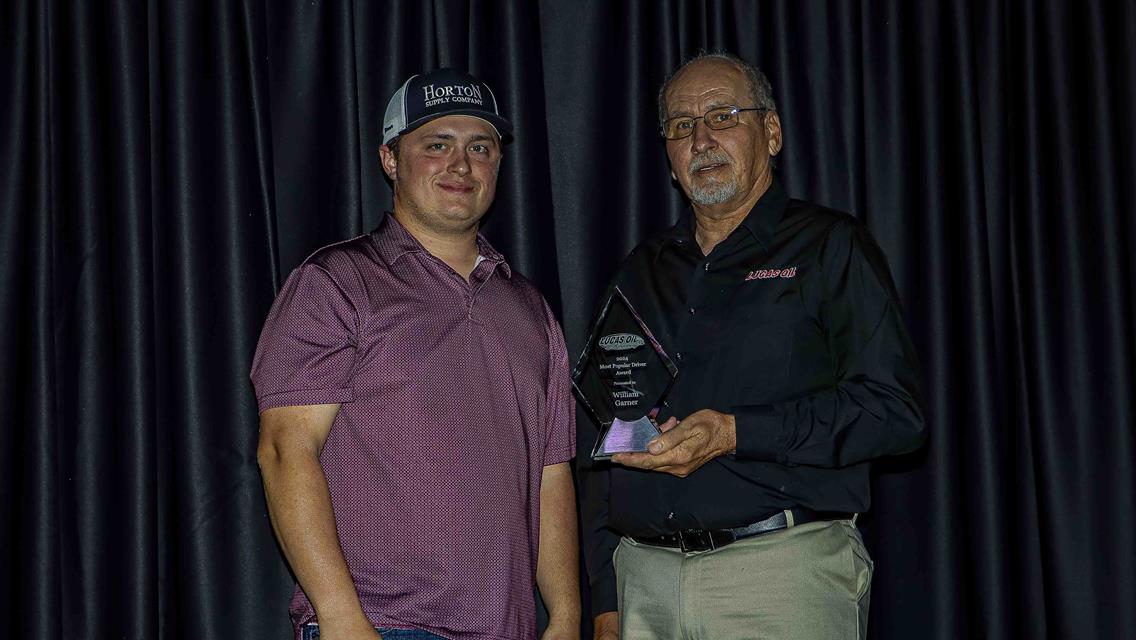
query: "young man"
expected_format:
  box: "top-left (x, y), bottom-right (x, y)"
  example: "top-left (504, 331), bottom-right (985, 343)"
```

top-left (253, 69), bottom-right (579, 640)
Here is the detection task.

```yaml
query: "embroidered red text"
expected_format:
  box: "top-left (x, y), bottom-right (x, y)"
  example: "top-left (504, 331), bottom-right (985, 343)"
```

top-left (744, 266), bottom-right (797, 281)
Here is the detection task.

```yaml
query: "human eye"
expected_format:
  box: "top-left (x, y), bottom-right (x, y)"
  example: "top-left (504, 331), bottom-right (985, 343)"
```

top-left (469, 143), bottom-right (489, 154)
top-left (710, 108), bottom-right (735, 123)
top-left (427, 141), bottom-right (448, 151)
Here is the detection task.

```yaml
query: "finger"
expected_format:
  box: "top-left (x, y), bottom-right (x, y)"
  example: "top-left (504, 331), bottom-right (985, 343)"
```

top-left (647, 418), bottom-right (681, 452)
top-left (649, 420), bottom-right (711, 454)
top-left (638, 441), bottom-right (693, 468)
top-left (617, 451), bottom-right (704, 477)
top-left (615, 430), bottom-right (707, 468)
top-left (612, 451), bottom-right (660, 468)
top-left (647, 422), bottom-right (697, 454)
top-left (654, 449), bottom-right (715, 476)
top-left (614, 449), bottom-right (681, 470)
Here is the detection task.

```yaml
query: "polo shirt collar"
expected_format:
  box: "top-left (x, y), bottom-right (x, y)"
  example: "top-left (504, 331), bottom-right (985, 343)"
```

top-left (664, 178), bottom-right (789, 255)
top-left (372, 212), bottom-right (512, 278)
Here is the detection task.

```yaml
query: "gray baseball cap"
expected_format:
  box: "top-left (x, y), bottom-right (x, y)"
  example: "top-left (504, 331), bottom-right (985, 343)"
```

top-left (382, 68), bottom-right (513, 145)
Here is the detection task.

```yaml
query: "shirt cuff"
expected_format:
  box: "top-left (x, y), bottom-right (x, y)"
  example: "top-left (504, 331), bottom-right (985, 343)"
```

top-left (256, 387), bottom-right (355, 413)
top-left (733, 404), bottom-right (790, 462)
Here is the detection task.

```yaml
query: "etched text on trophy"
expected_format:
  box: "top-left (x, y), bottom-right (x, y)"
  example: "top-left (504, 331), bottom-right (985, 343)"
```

top-left (572, 287), bottom-right (678, 459)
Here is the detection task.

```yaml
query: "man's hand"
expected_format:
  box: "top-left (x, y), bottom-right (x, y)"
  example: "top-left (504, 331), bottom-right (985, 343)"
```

top-left (313, 614), bottom-right (383, 639)
top-left (611, 409), bottom-right (736, 477)
top-left (593, 611), bottom-right (619, 640)
top-left (541, 619), bottom-right (580, 640)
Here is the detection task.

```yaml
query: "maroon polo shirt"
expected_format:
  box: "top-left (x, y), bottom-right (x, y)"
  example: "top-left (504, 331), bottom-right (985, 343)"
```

top-left (250, 213), bottom-right (575, 640)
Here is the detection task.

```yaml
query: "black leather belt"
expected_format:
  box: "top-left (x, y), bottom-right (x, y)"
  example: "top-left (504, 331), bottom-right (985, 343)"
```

top-left (630, 508), bottom-right (853, 552)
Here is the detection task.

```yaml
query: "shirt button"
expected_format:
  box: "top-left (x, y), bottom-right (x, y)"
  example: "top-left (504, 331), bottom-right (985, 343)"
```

top-left (688, 307), bottom-right (695, 315)
top-left (704, 261), bottom-right (710, 271)
top-left (675, 352), bottom-right (683, 361)
top-left (667, 512), bottom-right (676, 521)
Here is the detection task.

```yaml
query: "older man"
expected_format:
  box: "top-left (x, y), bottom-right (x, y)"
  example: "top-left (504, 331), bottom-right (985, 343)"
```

top-left (578, 53), bottom-right (926, 639)
top-left (253, 69), bottom-right (579, 640)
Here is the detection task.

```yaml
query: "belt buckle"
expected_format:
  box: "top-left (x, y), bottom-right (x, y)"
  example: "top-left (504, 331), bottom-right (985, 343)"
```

top-left (677, 529), bottom-right (715, 552)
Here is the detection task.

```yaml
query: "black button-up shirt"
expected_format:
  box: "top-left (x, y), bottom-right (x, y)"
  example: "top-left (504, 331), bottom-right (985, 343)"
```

top-left (577, 180), bottom-right (926, 615)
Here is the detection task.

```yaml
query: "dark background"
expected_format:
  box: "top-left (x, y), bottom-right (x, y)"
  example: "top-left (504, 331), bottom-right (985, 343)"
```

top-left (3, 1), bottom-right (1135, 638)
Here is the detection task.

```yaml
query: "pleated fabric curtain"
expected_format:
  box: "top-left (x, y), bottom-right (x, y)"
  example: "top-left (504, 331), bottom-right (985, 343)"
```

top-left (3, 0), bottom-right (285, 638)
top-left (2, 1), bottom-right (1133, 638)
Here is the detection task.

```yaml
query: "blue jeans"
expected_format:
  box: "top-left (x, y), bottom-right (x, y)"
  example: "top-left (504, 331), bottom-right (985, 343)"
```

top-left (301, 623), bottom-right (447, 640)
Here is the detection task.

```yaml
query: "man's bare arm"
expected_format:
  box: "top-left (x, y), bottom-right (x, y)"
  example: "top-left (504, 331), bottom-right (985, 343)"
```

top-left (536, 462), bottom-right (581, 639)
top-left (257, 404), bottom-right (378, 639)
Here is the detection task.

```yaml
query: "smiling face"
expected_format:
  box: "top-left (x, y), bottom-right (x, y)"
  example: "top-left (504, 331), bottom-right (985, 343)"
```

top-left (663, 59), bottom-right (782, 219)
top-left (379, 115), bottom-right (502, 236)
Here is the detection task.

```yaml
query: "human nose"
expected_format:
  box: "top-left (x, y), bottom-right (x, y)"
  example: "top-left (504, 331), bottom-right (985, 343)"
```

top-left (689, 118), bottom-right (718, 153)
top-left (448, 150), bottom-right (471, 176)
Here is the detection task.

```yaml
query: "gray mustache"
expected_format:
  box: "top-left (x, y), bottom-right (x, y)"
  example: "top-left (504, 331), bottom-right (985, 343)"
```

top-left (688, 153), bottom-right (731, 175)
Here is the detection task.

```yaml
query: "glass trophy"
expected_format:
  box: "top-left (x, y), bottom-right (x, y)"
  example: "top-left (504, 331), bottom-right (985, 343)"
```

top-left (572, 286), bottom-right (679, 460)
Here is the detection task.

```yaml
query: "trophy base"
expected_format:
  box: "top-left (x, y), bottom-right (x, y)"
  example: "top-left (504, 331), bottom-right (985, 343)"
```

top-left (592, 416), bottom-right (661, 460)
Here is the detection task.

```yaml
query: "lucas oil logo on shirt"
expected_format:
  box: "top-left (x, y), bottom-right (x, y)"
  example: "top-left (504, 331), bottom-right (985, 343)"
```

top-left (598, 333), bottom-right (645, 352)
top-left (422, 83), bottom-right (484, 108)
top-left (745, 266), bottom-right (797, 281)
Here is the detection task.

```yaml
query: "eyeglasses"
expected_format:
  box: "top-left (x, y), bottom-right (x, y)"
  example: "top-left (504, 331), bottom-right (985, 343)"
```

top-left (661, 106), bottom-right (766, 140)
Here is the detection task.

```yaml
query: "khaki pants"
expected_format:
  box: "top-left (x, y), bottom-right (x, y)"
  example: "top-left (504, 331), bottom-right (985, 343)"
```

top-left (614, 517), bottom-right (873, 640)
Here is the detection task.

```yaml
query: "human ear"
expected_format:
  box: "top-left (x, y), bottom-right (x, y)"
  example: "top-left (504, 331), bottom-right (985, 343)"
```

top-left (379, 145), bottom-right (398, 180)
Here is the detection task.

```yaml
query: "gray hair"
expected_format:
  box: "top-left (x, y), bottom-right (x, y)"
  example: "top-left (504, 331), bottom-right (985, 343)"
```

top-left (657, 52), bottom-right (777, 126)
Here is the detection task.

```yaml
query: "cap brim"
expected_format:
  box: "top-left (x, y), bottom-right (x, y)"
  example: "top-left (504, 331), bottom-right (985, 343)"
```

top-left (396, 111), bottom-right (514, 142)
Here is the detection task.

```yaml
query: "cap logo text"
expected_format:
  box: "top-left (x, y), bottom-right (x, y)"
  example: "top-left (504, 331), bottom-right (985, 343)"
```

top-left (422, 83), bottom-right (484, 108)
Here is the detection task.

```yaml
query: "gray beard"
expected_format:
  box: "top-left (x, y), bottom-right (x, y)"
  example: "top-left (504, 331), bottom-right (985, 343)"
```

top-left (687, 152), bottom-right (738, 205)
top-left (690, 178), bottom-right (738, 205)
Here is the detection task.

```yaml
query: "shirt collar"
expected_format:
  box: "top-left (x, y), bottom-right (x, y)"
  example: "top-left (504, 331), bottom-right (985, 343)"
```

top-left (371, 212), bottom-right (512, 278)
top-left (664, 178), bottom-right (789, 254)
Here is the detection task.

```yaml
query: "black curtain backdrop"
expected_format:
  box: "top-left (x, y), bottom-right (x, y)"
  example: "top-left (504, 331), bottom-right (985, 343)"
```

top-left (3, 1), bottom-right (1134, 639)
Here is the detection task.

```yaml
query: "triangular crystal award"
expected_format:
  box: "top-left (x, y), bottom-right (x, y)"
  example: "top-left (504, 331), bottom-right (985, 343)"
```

top-left (572, 286), bottom-right (679, 460)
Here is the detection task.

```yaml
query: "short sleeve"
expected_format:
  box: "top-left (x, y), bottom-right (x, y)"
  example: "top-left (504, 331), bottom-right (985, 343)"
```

top-left (250, 263), bottom-right (359, 412)
top-left (541, 298), bottom-right (576, 467)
